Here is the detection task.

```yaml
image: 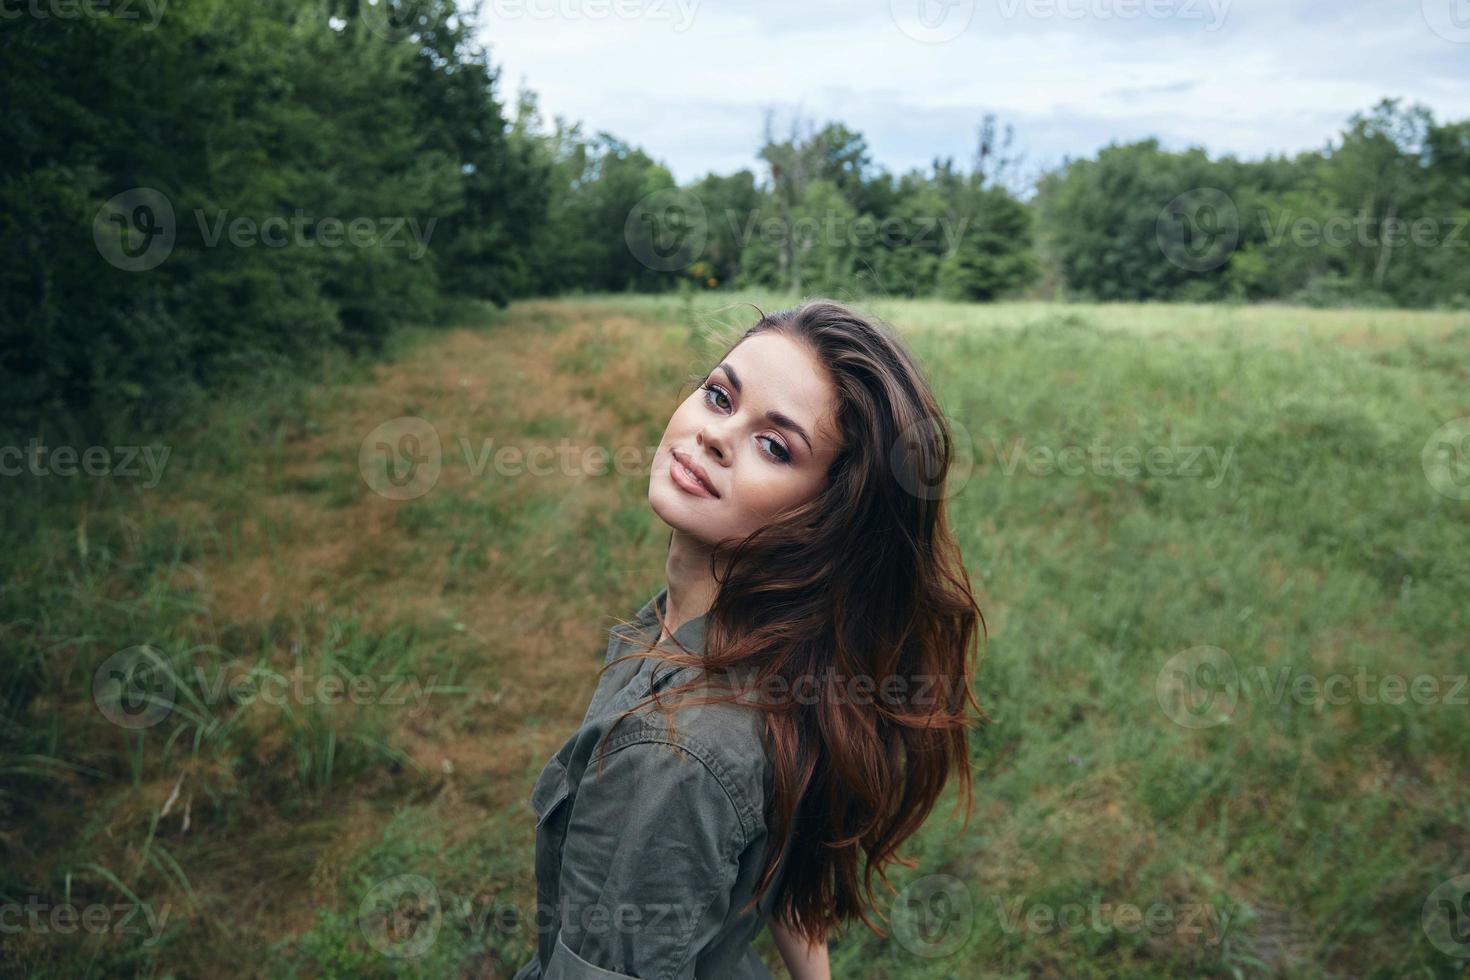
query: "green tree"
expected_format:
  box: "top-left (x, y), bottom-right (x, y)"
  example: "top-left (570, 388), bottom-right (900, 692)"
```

top-left (937, 188), bottom-right (1038, 301)
top-left (1036, 140), bottom-right (1238, 301)
top-left (0, 0), bottom-right (542, 434)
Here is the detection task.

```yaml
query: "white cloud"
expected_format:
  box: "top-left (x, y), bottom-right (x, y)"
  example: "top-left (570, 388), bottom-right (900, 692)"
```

top-left (480, 0), bottom-right (1470, 184)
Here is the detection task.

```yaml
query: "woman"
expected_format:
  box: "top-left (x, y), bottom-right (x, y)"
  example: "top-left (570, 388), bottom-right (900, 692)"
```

top-left (512, 299), bottom-right (985, 979)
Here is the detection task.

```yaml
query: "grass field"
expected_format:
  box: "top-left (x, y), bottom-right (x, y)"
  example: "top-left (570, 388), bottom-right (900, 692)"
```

top-left (3, 293), bottom-right (1469, 978)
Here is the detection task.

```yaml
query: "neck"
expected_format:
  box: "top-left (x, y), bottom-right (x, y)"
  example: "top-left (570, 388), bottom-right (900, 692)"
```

top-left (660, 529), bottom-right (721, 645)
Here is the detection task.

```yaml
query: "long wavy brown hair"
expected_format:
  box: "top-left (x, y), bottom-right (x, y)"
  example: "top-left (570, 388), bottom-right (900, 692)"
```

top-left (594, 298), bottom-right (987, 946)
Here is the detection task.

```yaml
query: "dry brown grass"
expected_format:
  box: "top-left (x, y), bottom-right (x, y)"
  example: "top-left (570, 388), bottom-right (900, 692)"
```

top-left (8, 302), bottom-right (711, 973)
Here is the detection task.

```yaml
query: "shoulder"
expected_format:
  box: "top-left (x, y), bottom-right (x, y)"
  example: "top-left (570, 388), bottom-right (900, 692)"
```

top-left (605, 686), bottom-right (771, 847)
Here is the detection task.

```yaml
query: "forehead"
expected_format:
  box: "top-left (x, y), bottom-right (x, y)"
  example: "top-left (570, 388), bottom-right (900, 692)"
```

top-left (721, 332), bottom-right (840, 450)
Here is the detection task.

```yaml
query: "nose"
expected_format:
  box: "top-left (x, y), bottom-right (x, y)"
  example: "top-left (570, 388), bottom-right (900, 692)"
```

top-left (696, 426), bottom-right (729, 465)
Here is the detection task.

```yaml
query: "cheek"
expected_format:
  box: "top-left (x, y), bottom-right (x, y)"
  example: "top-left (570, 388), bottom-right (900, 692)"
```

top-left (666, 398), bottom-right (702, 435)
top-left (733, 468), bottom-right (816, 521)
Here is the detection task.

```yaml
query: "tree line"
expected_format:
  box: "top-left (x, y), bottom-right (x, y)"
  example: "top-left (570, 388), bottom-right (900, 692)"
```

top-left (526, 97), bottom-right (1469, 311)
top-left (4, 0), bottom-right (1467, 434)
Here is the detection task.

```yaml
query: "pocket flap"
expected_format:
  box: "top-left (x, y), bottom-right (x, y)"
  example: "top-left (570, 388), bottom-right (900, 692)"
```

top-left (544, 930), bottom-right (638, 979)
top-left (530, 753), bottom-right (571, 828)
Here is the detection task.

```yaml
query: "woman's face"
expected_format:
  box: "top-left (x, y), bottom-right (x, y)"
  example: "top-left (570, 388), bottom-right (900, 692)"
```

top-left (649, 332), bottom-right (842, 548)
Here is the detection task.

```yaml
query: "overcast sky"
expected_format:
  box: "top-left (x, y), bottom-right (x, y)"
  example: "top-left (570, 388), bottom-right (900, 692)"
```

top-left (476, 0), bottom-right (1470, 186)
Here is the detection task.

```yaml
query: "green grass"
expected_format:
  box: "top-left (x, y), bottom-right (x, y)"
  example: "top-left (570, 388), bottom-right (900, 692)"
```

top-left (3, 295), bottom-right (1468, 977)
top-left (594, 287), bottom-right (1470, 346)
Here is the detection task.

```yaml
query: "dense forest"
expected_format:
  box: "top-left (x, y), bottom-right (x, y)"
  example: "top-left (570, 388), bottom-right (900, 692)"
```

top-left (5, 0), bottom-right (1468, 434)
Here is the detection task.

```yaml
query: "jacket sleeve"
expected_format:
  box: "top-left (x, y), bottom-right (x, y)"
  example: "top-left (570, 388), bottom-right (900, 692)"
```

top-left (544, 736), bottom-right (751, 980)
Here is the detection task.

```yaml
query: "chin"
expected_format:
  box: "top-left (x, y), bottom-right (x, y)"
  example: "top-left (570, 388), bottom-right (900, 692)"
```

top-left (647, 472), bottom-right (683, 522)
top-left (649, 478), bottom-right (698, 530)
top-left (648, 480), bottom-right (729, 545)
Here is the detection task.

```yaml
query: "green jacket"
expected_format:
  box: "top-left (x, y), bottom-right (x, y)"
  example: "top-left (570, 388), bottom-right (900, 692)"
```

top-left (512, 587), bottom-right (789, 979)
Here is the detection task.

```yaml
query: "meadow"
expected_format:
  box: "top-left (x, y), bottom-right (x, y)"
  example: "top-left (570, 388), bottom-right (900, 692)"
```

top-left (3, 293), bottom-right (1468, 978)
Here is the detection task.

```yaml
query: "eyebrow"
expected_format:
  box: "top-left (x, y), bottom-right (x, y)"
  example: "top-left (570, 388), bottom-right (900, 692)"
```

top-left (715, 362), bottom-right (813, 452)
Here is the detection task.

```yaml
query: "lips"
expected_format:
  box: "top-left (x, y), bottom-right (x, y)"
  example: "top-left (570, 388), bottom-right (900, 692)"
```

top-left (671, 448), bottom-right (720, 498)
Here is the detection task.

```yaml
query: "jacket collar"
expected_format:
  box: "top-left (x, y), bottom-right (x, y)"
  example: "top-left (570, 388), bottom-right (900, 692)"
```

top-left (630, 585), bottom-right (708, 656)
top-left (629, 585), bottom-right (709, 695)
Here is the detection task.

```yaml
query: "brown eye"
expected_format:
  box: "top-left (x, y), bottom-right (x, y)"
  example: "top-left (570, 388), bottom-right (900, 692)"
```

top-left (700, 383), bottom-right (731, 411)
top-left (758, 435), bottom-right (792, 464)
